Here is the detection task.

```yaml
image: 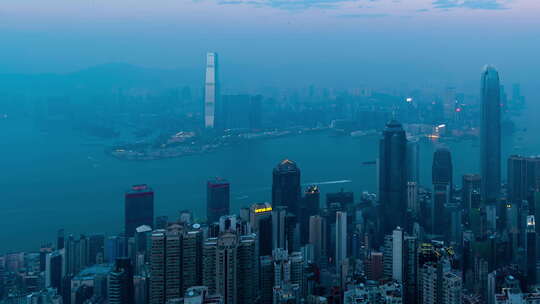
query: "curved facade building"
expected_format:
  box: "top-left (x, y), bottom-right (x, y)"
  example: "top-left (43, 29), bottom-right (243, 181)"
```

top-left (480, 65), bottom-right (501, 204)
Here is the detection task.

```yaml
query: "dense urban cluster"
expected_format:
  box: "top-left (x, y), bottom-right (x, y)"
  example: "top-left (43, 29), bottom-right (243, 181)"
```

top-left (1, 55), bottom-right (536, 304)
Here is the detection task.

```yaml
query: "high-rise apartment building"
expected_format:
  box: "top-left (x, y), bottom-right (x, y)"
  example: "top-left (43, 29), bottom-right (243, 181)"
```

top-left (309, 215), bottom-right (327, 264)
top-left (392, 227), bottom-right (404, 283)
top-left (442, 273), bottom-right (462, 304)
top-left (45, 251), bottom-right (63, 290)
top-left (149, 225), bottom-right (203, 304)
top-left (182, 226), bottom-right (204, 292)
top-left (202, 232), bottom-right (257, 304)
top-left (383, 234), bottom-right (393, 279)
top-left (335, 211), bottom-right (347, 272)
top-left (109, 257), bottom-right (134, 304)
top-left (526, 215), bottom-right (536, 286)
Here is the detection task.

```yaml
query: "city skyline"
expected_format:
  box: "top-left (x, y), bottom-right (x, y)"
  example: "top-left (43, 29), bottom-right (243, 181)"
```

top-left (2, 1), bottom-right (540, 302)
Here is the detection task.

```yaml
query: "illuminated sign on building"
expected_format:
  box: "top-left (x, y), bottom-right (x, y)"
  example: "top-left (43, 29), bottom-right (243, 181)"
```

top-left (254, 207), bottom-right (273, 213)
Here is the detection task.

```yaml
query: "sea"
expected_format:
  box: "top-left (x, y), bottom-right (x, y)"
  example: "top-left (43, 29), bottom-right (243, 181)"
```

top-left (1, 103), bottom-right (539, 253)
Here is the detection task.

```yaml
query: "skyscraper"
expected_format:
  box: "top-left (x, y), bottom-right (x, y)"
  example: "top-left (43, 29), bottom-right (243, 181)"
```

top-left (237, 234), bottom-right (257, 304)
top-left (249, 95), bottom-right (263, 130)
top-left (125, 184), bottom-right (154, 237)
top-left (507, 155), bottom-right (540, 205)
top-left (109, 257), bottom-right (134, 304)
top-left (207, 178), bottom-right (230, 223)
top-left (480, 65), bottom-right (502, 204)
top-left (204, 52), bottom-right (219, 129)
top-left (309, 215), bottom-right (327, 264)
top-left (45, 251), bottom-right (63, 290)
top-left (392, 227), bottom-right (404, 283)
top-left (272, 206), bottom-right (288, 251)
top-left (250, 203), bottom-right (273, 257)
top-left (406, 139), bottom-right (420, 184)
top-left (443, 87), bottom-right (457, 121)
top-left (149, 225), bottom-right (203, 304)
top-left (526, 215), bottom-right (536, 286)
top-left (433, 147), bottom-right (453, 187)
top-left (202, 232), bottom-right (257, 304)
top-left (221, 94), bottom-right (255, 130)
top-left (57, 229), bottom-right (65, 250)
top-left (432, 147), bottom-right (453, 235)
top-left (442, 272), bottom-right (462, 304)
top-left (300, 186), bottom-right (320, 245)
top-left (259, 255), bottom-right (274, 304)
top-left (407, 182), bottom-right (419, 217)
top-left (88, 234), bottom-right (105, 265)
top-left (379, 120), bottom-right (408, 238)
top-left (272, 159), bottom-right (301, 217)
top-left (335, 211), bottom-right (347, 272)
top-left (462, 174), bottom-right (481, 210)
top-left (182, 226), bottom-right (204, 292)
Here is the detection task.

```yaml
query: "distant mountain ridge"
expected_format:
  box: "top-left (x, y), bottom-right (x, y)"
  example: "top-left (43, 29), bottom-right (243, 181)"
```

top-left (0, 63), bottom-right (202, 94)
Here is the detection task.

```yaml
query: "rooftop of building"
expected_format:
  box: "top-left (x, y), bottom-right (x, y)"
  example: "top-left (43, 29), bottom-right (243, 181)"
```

top-left (275, 159), bottom-right (299, 172)
top-left (126, 184), bottom-right (153, 195)
top-left (385, 119), bottom-right (403, 129)
top-left (207, 178), bottom-right (229, 187)
top-left (305, 185), bottom-right (320, 194)
top-left (73, 264), bottom-right (113, 281)
top-left (136, 225), bottom-right (152, 233)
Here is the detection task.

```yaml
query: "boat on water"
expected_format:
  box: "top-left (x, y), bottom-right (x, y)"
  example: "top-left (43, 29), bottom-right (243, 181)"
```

top-left (350, 130), bottom-right (378, 137)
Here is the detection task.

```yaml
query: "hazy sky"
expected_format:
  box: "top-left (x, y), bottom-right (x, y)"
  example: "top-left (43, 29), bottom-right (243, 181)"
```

top-left (1, 0), bottom-right (539, 90)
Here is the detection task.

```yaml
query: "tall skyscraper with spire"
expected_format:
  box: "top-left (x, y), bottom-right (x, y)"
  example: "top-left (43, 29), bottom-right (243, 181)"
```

top-left (480, 65), bottom-right (501, 204)
top-left (204, 52), bottom-right (219, 129)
